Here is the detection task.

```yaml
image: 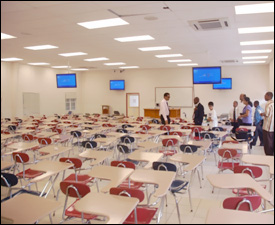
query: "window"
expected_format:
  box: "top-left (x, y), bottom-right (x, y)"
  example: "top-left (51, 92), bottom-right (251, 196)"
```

top-left (66, 98), bottom-right (76, 111)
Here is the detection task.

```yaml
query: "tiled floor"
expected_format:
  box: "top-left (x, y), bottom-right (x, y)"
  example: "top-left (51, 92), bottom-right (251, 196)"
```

top-left (1, 142), bottom-right (274, 224)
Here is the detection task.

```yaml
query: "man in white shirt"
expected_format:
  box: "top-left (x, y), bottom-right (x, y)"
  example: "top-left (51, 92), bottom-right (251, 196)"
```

top-left (207, 102), bottom-right (218, 129)
top-left (159, 92), bottom-right (170, 125)
top-left (229, 101), bottom-right (240, 133)
top-left (260, 92), bottom-right (274, 156)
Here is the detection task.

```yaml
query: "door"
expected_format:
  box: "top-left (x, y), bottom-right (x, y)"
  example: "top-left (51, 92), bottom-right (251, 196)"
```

top-left (23, 92), bottom-right (40, 116)
top-left (126, 93), bottom-right (140, 117)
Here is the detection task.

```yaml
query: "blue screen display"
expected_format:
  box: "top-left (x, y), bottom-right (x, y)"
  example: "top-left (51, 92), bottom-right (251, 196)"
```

top-left (110, 80), bottom-right (125, 90)
top-left (56, 74), bottom-right (77, 88)
top-left (213, 78), bottom-right (232, 89)
top-left (193, 67), bottom-right (221, 84)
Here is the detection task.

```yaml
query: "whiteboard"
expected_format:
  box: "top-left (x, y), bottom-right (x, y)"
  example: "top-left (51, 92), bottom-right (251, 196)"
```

top-left (155, 87), bottom-right (193, 107)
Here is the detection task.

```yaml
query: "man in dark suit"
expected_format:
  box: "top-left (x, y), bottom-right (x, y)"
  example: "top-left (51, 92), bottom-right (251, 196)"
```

top-left (193, 97), bottom-right (204, 125)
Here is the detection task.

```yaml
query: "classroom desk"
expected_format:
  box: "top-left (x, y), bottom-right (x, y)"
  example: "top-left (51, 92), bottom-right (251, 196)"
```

top-left (203, 131), bottom-right (228, 139)
top-left (1, 193), bottom-right (61, 224)
top-left (37, 145), bottom-right (72, 160)
top-left (1, 160), bottom-right (13, 171)
top-left (159, 135), bottom-right (183, 143)
top-left (35, 131), bottom-right (58, 138)
top-left (137, 141), bottom-right (162, 152)
top-left (222, 142), bottom-right (248, 154)
top-left (74, 192), bottom-right (139, 224)
top-left (86, 165), bottom-right (134, 193)
top-left (1, 133), bottom-right (20, 141)
top-left (186, 140), bottom-right (212, 155)
top-left (170, 153), bottom-right (205, 172)
top-left (205, 207), bottom-right (274, 224)
top-left (79, 150), bottom-right (112, 166)
top-left (127, 151), bottom-right (163, 169)
top-left (5, 141), bottom-right (40, 155)
top-left (207, 173), bottom-right (273, 203)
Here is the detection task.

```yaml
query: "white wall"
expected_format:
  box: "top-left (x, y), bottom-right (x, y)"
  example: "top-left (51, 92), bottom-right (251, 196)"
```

top-left (269, 58), bottom-right (274, 92)
top-left (1, 62), bottom-right (270, 120)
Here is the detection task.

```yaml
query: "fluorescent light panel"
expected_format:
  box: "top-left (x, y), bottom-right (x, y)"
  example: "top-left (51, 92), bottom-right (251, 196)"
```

top-left (242, 56), bottom-right (268, 59)
top-left (241, 49), bottom-right (272, 54)
top-left (84, 57), bottom-right (109, 62)
top-left (104, 62), bottom-right (126, 66)
top-left (24, 45), bottom-right (58, 50)
top-left (59, 52), bottom-right (87, 57)
top-left (235, 3), bottom-right (274, 14)
top-left (119, 66), bottom-right (139, 69)
top-left (168, 59), bottom-right (192, 62)
top-left (115, 35), bottom-right (154, 42)
top-left (138, 46), bottom-right (171, 51)
top-left (238, 26), bottom-right (274, 34)
top-left (243, 61), bottom-right (266, 64)
top-left (155, 54), bottom-right (183, 58)
top-left (78, 18), bottom-right (129, 29)
top-left (1, 33), bottom-right (16, 40)
top-left (177, 63), bottom-right (198, 66)
top-left (240, 40), bottom-right (274, 46)
top-left (52, 66), bottom-right (71, 69)
top-left (1, 57), bottom-right (23, 61)
top-left (28, 62), bottom-right (50, 65)
top-left (71, 68), bottom-right (89, 71)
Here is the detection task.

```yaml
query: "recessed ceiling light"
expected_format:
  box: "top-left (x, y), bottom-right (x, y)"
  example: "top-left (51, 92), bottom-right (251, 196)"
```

top-left (1, 57), bottom-right (23, 61)
top-left (71, 68), bottom-right (89, 71)
top-left (59, 52), bottom-right (87, 57)
top-left (243, 61), bottom-right (266, 64)
top-left (24, 45), bottom-right (58, 50)
top-left (155, 54), bottom-right (183, 58)
top-left (242, 56), bottom-right (268, 60)
top-left (104, 62), bottom-right (126, 66)
top-left (138, 46), bottom-right (171, 51)
top-left (114, 35), bottom-right (154, 42)
top-left (1, 33), bottom-right (17, 40)
top-left (235, 3), bottom-right (274, 14)
top-left (177, 63), bottom-right (198, 66)
top-left (119, 66), bottom-right (139, 69)
top-left (168, 59), bottom-right (192, 62)
top-left (240, 40), bottom-right (274, 45)
top-left (238, 26), bottom-right (274, 34)
top-left (241, 49), bottom-right (272, 54)
top-left (84, 57), bottom-right (109, 61)
top-left (78, 18), bottom-right (129, 29)
top-left (52, 66), bottom-right (71, 69)
top-left (28, 62), bottom-right (50, 65)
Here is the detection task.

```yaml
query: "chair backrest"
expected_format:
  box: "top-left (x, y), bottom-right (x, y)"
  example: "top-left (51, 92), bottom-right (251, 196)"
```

top-left (59, 157), bottom-right (82, 169)
top-left (8, 125), bottom-right (17, 132)
top-left (181, 125), bottom-right (191, 129)
top-left (212, 127), bottom-right (224, 131)
top-left (116, 129), bottom-right (128, 133)
top-left (140, 125), bottom-right (151, 131)
top-left (22, 134), bottom-right (35, 141)
top-left (233, 165), bottom-right (263, 179)
top-left (152, 161), bottom-right (177, 172)
top-left (160, 125), bottom-right (171, 131)
top-left (222, 140), bottom-right (239, 144)
top-left (117, 144), bottom-right (131, 154)
top-left (191, 127), bottom-right (203, 133)
top-left (110, 160), bottom-right (136, 169)
top-left (151, 119), bottom-right (160, 124)
top-left (218, 148), bottom-right (238, 159)
top-left (38, 137), bottom-right (52, 145)
top-left (162, 138), bottom-right (178, 147)
top-left (82, 141), bottom-right (97, 149)
top-left (120, 136), bottom-right (135, 144)
top-left (180, 144), bottom-right (198, 153)
top-left (201, 132), bottom-right (216, 140)
top-left (135, 131), bottom-right (146, 134)
top-left (223, 195), bottom-right (261, 211)
top-left (12, 152), bottom-right (29, 163)
top-left (110, 187), bottom-right (144, 202)
top-left (70, 130), bottom-right (82, 138)
top-left (60, 181), bottom-right (90, 198)
top-left (235, 128), bottom-right (250, 139)
top-left (1, 173), bottom-right (18, 187)
top-left (94, 134), bottom-right (106, 138)
top-left (170, 131), bottom-right (183, 137)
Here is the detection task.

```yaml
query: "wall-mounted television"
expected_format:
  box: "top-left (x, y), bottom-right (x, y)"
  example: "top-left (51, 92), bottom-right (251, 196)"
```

top-left (110, 80), bottom-right (125, 90)
top-left (213, 78), bottom-right (232, 90)
top-left (192, 67), bottom-right (221, 84)
top-left (56, 73), bottom-right (77, 88)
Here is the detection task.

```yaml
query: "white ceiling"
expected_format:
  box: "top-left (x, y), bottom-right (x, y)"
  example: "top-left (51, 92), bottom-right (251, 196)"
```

top-left (1, 1), bottom-right (274, 70)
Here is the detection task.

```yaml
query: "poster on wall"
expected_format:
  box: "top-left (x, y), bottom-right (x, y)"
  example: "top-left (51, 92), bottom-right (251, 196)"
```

top-left (130, 95), bottom-right (139, 107)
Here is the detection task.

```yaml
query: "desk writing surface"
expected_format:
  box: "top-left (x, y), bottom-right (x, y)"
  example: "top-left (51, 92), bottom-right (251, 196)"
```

top-left (170, 154), bottom-right (205, 171)
top-left (241, 155), bottom-right (274, 175)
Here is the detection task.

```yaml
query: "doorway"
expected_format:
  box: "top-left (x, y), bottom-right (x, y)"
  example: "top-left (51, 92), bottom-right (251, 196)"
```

top-left (23, 92), bottom-right (40, 116)
top-left (126, 93), bottom-right (140, 117)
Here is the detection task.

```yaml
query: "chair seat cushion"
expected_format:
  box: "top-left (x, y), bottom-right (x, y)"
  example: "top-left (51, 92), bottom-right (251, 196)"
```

top-left (159, 150), bottom-right (176, 156)
top-left (16, 169), bottom-right (44, 179)
top-left (170, 180), bottom-right (189, 193)
top-left (64, 174), bottom-right (93, 184)
top-left (66, 199), bottom-right (97, 220)
top-left (123, 207), bottom-right (158, 224)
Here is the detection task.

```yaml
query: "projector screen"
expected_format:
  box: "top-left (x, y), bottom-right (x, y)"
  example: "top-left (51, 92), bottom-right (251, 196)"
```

top-left (193, 67), bottom-right (221, 84)
top-left (213, 78), bottom-right (232, 89)
top-left (56, 74), bottom-right (77, 88)
top-left (110, 80), bottom-right (125, 90)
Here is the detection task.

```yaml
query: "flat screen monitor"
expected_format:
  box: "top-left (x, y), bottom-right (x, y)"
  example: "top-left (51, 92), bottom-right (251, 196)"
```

top-left (56, 73), bottom-right (77, 88)
top-left (213, 78), bottom-right (232, 89)
top-left (192, 67), bottom-right (221, 84)
top-left (110, 80), bottom-right (125, 90)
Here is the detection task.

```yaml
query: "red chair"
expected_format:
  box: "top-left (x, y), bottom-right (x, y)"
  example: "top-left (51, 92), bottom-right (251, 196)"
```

top-left (191, 127), bottom-right (204, 140)
top-left (160, 125), bottom-right (171, 132)
top-left (110, 187), bottom-right (157, 224)
top-left (181, 125), bottom-right (191, 129)
top-left (170, 131), bottom-right (183, 137)
top-left (159, 138), bottom-right (179, 158)
top-left (217, 148), bottom-right (240, 173)
top-left (135, 131), bottom-right (146, 134)
top-left (37, 137), bottom-right (53, 145)
top-left (59, 181), bottom-right (97, 223)
top-left (223, 195), bottom-right (262, 211)
top-left (222, 140), bottom-right (239, 144)
top-left (140, 125), bottom-right (151, 133)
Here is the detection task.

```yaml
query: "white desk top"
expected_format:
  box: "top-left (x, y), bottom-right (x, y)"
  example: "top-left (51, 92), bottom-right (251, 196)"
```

top-left (74, 192), bottom-right (139, 224)
top-left (1, 193), bottom-right (61, 224)
top-left (222, 142), bottom-right (248, 154)
top-left (1, 161), bottom-right (13, 170)
top-left (137, 141), bottom-right (162, 151)
top-left (242, 155), bottom-right (274, 175)
top-left (79, 150), bottom-right (112, 166)
top-left (206, 207), bottom-right (274, 224)
top-left (127, 151), bottom-right (163, 169)
top-left (38, 145), bottom-right (72, 160)
top-left (170, 153), bottom-right (205, 171)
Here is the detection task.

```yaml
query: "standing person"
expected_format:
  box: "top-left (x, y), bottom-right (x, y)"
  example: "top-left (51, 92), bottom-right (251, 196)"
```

top-left (238, 96), bottom-right (253, 126)
top-left (251, 100), bottom-right (264, 147)
top-left (207, 102), bottom-right (218, 129)
top-left (159, 92), bottom-right (170, 125)
top-left (193, 97), bottom-right (204, 125)
top-left (239, 93), bottom-right (246, 124)
top-left (229, 101), bottom-right (240, 133)
top-left (260, 92), bottom-right (274, 156)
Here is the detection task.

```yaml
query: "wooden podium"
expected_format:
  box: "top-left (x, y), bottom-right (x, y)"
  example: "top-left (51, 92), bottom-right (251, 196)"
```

top-left (144, 108), bottom-right (180, 118)
top-left (102, 105), bottom-right (109, 114)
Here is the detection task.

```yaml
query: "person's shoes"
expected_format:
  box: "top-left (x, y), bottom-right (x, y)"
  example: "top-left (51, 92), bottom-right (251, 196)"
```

top-left (249, 143), bottom-right (253, 149)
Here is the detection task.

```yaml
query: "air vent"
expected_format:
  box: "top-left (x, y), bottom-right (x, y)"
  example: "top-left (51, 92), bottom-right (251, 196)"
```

top-left (220, 60), bottom-right (238, 63)
top-left (189, 18), bottom-right (230, 31)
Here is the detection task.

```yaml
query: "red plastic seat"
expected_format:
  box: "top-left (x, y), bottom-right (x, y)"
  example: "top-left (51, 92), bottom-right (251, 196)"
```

top-left (38, 137), bottom-right (53, 145)
top-left (217, 148), bottom-right (240, 173)
top-left (223, 195), bottom-right (261, 211)
top-left (170, 131), bottom-right (183, 137)
top-left (159, 138), bottom-right (178, 157)
top-left (160, 125), bottom-right (171, 132)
